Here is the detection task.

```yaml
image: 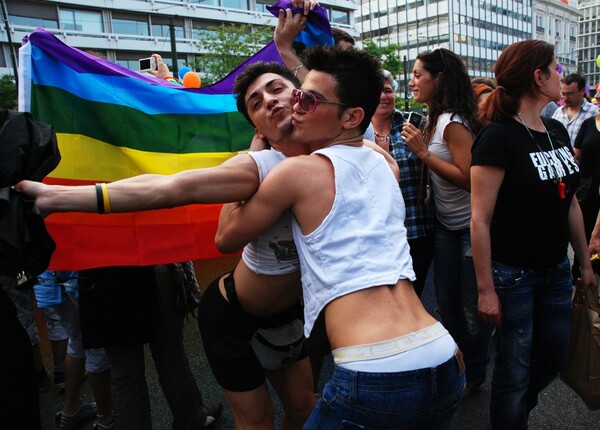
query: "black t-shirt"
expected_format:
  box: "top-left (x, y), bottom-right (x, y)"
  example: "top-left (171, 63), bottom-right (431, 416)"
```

top-left (574, 116), bottom-right (600, 180)
top-left (471, 118), bottom-right (580, 268)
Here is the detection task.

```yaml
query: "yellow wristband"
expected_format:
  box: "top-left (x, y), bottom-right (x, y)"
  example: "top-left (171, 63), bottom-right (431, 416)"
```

top-left (100, 183), bottom-right (111, 214)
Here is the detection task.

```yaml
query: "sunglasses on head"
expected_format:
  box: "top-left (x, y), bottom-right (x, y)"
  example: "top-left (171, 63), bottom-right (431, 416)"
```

top-left (292, 88), bottom-right (347, 114)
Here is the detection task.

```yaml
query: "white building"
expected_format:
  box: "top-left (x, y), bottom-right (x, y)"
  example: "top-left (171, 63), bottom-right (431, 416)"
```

top-left (358, 0), bottom-right (534, 81)
top-left (578, 0), bottom-right (600, 89)
top-left (0, 0), bottom-right (357, 77)
top-left (534, 0), bottom-right (580, 76)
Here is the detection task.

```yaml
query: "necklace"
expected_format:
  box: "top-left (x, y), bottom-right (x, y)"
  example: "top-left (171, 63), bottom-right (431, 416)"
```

top-left (373, 131), bottom-right (390, 142)
top-left (516, 112), bottom-right (566, 199)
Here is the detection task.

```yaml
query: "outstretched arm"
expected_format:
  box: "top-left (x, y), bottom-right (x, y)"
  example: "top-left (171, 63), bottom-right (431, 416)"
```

top-left (16, 153), bottom-right (261, 214)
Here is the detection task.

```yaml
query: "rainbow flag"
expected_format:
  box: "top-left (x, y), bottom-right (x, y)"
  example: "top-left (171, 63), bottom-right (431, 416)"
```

top-left (18, 1), bottom-right (332, 270)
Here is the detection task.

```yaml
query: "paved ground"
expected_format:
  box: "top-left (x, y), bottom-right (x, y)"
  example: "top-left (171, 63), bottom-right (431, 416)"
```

top-left (37, 255), bottom-right (600, 429)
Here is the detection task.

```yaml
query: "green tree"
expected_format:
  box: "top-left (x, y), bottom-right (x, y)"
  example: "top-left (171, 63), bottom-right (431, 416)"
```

top-left (361, 39), bottom-right (402, 78)
top-left (0, 74), bottom-right (17, 110)
top-left (192, 24), bottom-right (274, 85)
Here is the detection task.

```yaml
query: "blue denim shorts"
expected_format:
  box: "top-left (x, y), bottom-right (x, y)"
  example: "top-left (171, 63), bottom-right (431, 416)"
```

top-left (304, 353), bottom-right (465, 429)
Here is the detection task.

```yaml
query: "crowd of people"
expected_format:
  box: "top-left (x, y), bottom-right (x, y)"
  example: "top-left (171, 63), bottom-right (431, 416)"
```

top-left (3, 1), bottom-right (600, 429)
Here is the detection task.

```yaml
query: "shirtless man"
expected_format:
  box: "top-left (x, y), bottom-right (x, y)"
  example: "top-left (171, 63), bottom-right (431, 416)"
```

top-left (215, 46), bottom-right (465, 429)
top-left (16, 59), bottom-right (398, 429)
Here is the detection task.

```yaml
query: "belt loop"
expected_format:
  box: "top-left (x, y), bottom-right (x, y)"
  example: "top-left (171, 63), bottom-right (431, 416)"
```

top-left (223, 272), bottom-right (240, 308)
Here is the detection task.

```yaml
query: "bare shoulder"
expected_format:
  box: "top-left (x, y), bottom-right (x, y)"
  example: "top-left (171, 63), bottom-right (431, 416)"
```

top-left (262, 154), bottom-right (332, 192)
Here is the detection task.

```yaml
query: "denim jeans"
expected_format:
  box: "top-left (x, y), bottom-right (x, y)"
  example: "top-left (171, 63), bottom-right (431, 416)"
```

top-left (303, 355), bottom-right (465, 429)
top-left (433, 223), bottom-right (491, 383)
top-left (490, 257), bottom-right (573, 430)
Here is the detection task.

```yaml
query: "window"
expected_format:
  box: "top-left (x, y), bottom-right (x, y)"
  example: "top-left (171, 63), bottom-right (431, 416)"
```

top-left (256, 0), bottom-right (271, 13)
top-left (330, 9), bottom-right (350, 26)
top-left (192, 20), bottom-right (218, 41)
top-left (112, 13), bottom-right (149, 36)
top-left (152, 24), bottom-right (185, 38)
top-left (60, 9), bottom-right (103, 33)
top-left (151, 16), bottom-right (185, 39)
top-left (222, 0), bottom-right (248, 10)
top-left (115, 58), bottom-right (140, 70)
top-left (9, 15), bottom-right (58, 28)
top-left (7, 2), bottom-right (58, 28)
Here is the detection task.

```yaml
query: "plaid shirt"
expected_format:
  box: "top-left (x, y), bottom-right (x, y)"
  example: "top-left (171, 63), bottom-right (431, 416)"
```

top-left (552, 99), bottom-right (599, 146)
top-left (387, 110), bottom-right (434, 239)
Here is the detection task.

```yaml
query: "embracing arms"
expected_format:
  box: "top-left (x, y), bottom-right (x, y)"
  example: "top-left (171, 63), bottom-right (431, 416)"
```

top-left (15, 153), bottom-right (261, 214)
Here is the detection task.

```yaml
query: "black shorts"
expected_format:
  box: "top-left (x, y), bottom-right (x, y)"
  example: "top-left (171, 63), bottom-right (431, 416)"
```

top-left (197, 273), bottom-right (308, 392)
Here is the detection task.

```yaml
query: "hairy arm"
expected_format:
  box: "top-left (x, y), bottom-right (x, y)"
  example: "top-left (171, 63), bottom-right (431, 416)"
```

top-left (470, 165), bottom-right (505, 327)
top-left (15, 153), bottom-right (261, 214)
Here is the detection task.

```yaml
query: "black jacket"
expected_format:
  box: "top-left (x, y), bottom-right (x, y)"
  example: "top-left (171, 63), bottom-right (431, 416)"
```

top-left (0, 110), bottom-right (60, 288)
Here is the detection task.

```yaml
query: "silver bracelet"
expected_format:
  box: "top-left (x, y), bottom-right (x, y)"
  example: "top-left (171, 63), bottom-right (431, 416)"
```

top-left (291, 64), bottom-right (304, 77)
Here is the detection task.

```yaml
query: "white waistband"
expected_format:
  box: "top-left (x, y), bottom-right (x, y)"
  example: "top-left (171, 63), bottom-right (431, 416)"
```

top-left (332, 322), bottom-right (448, 364)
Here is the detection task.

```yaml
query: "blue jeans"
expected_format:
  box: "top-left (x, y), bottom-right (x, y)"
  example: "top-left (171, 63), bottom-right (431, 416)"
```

top-left (490, 257), bottom-right (573, 430)
top-left (433, 224), bottom-right (491, 383)
top-left (304, 355), bottom-right (465, 429)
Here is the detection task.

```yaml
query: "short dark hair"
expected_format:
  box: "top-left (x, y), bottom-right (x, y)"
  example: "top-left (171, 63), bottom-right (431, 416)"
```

top-left (563, 73), bottom-right (586, 90)
top-left (301, 46), bottom-right (383, 133)
top-left (331, 28), bottom-right (355, 46)
top-left (233, 62), bottom-right (301, 125)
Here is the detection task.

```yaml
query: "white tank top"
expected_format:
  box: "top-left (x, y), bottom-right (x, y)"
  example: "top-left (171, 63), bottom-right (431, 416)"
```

top-left (292, 145), bottom-right (415, 336)
top-left (242, 150), bottom-right (299, 275)
top-left (428, 112), bottom-right (472, 230)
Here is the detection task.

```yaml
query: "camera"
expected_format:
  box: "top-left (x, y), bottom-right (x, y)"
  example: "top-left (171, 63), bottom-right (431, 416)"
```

top-left (407, 112), bottom-right (423, 128)
top-left (139, 57), bottom-right (157, 72)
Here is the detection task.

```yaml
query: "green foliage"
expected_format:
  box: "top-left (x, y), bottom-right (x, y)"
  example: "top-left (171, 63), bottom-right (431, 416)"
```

top-left (361, 39), bottom-right (402, 78)
top-left (193, 24), bottom-right (274, 85)
top-left (0, 75), bottom-right (17, 110)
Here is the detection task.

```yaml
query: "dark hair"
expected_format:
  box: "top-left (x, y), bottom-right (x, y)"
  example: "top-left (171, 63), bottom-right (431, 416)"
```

top-left (301, 45), bottom-right (383, 133)
top-left (471, 77), bottom-right (497, 89)
top-left (563, 73), bottom-right (586, 90)
top-left (416, 48), bottom-right (480, 137)
top-left (479, 40), bottom-right (555, 123)
top-left (233, 62), bottom-right (301, 125)
top-left (331, 28), bottom-right (355, 46)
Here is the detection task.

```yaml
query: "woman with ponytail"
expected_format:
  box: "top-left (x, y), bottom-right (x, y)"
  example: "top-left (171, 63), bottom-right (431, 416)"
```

top-left (471, 40), bottom-right (596, 429)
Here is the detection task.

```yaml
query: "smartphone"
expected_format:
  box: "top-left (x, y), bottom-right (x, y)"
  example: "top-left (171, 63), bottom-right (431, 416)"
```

top-left (139, 57), bottom-right (157, 72)
top-left (407, 112), bottom-right (423, 128)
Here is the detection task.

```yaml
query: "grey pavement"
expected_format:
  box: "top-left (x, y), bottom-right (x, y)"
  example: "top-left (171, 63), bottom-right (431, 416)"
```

top-left (37, 256), bottom-right (600, 429)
